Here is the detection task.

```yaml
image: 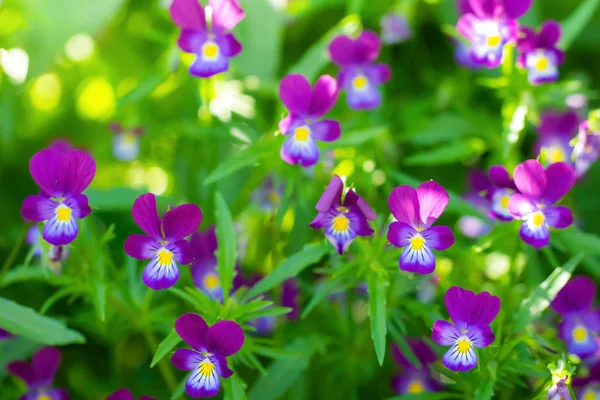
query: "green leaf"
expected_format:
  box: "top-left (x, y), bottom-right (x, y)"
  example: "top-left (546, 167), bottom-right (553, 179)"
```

top-left (204, 142), bottom-right (272, 185)
top-left (403, 138), bottom-right (486, 166)
top-left (323, 126), bottom-right (387, 149)
top-left (223, 374), bottom-right (248, 400)
top-left (0, 266), bottom-right (71, 287)
top-left (301, 267), bottom-right (350, 319)
top-left (0, 297), bottom-right (85, 345)
top-left (402, 113), bottom-right (473, 146)
top-left (171, 375), bottom-right (187, 400)
top-left (242, 243), bottom-right (330, 302)
top-left (238, 307), bottom-right (292, 323)
top-left (151, 328), bottom-right (181, 368)
top-left (559, 0), bottom-right (600, 49)
top-left (368, 275), bottom-right (388, 366)
top-left (215, 192), bottom-right (238, 303)
top-left (87, 188), bottom-right (171, 212)
top-left (231, 299), bottom-right (273, 320)
top-left (386, 393), bottom-right (460, 400)
top-left (387, 320), bottom-right (421, 369)
top-left (474, 380), bottom-right (495, 400)
top-left (513, 254), bottom-right (583, 331)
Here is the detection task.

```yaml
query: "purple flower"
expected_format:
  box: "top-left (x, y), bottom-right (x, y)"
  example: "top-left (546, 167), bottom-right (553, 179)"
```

top-left (7, 347), bottom-right (69, 400)
top-left (453, 39), bottom-right (483, 70)
top-left (380, 13), bottom-right (412, 45)
top-left (391, 340), bottom-right (441, 394)
top-left (535, 110), bottom-right (579, 167)
top-left (282, 278), bottom-right (300, 320)
top-left (278, 74), bottom-right (341, 167)
top-left (481, 165), bottom-right (519, 221)
top-left (550, 276), bottom-right (600, 358)
top-left (580, 384), bottom-right (600, 400)
top-left (507, 160), bottom-right (575, 248)
top-left (328, 30), bottom-right (391, 110)
top-left (457, 0), bottom-right (532, 68)
top-left (548, 377), bottom-right (572, 400)
top-left (309, 174), bottom-right (376, 254)
top-left (49, 138), bottom-right (74, 153)
top-left (517, 21), bottom-right (564, 85)
top-left (252, 175), bottom-right (284, 212)
top-left (432, 286), bottom-right (500, 372)
top-left (107, 388), bottom-right (157, 400)
top-left (248, 308), bottom-right (276, 336)
top-left (458, 170), bottom-right (492, 238)
top-left (26, 225), bottom-right (42, 257)
top-left (387, 181), bottom-right (455, 274)
top-left (189, 227), bottom-right (223, 300)
top-left (171, 313), bottom-right (244, 398)
top-left (0, 328), bottom-right (15, 341)
top-left (109, 123), bottom-right (144, 162)
top-left (124, 193), bottom-right (202, 290)
top-left (170, 0), bottom-right (245, 78)
top-left (20, 148), bottom-right (96, 246)
top-left (573, 121), bottom-right (600, 178)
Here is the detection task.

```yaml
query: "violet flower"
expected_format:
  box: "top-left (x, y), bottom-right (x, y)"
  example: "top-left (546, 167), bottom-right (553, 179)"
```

top-left (458, 170), bottom-right (492, 238)
top-left (457, 0), bottom-right (532, 68)
top-left (282, 278), bottom-right (300, 320)
top-left (580, 384), bottom-right (600, 400)
top-left (26, 225), bottom-right (42, 257)
top-left (124, 193), bottom-right (202, 290)
top-left (387, 181), bottom-right (455, 274)
top-left (391, 340), bottom-right (441, 395)
top-left (309, 174), bottom-right (376, 254)
top-left (432, 286), bottom-right (500, 372)
top-left (109, 123), bottom-right (144, 162)
top-left (328, 30), bottom-right (391, 109)
top-left (380, 13), bottom-right (412, 45)
top-left (7, 347), bottom-right (69, 400)
top-left (548, 377), bottom-right (572, 400)
top-left (21, 147), bottom-right (96, 246)
top-left (507, 160), bottom-right (575, 248)
top-left (550, 276), bottom-right (600, 358)
top-left (573, 121), bottom-right (600, 178)
top-left (170, 0), bottom-right (245, 78)
top-left (0, 328), bottom-right (15, 340)
top-left (25, 225), bottom-right (69, 268)
top-left (517, 21), bottom-right (564, 85)
top-left (107, 388), bottom-right (156, 400)
top-left (189, 227), bottom-right (222, 300)
top-left (252, 175), bottom-right (284, 212)
top-left (171, 313), bottom-right (244, 397)
top-left (534, 110), bottom-right (579, 167)
top-left (278, 74), bottom-right (341, 167)
top-left (483, 165), bottom-right (519, 221)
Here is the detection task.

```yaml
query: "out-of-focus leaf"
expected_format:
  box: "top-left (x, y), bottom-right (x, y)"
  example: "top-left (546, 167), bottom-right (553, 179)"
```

top-left (0, 266), bottom-right (71, 287)
top-left (301, 267), bottom-right (351, 319)
top-left (231, 299), bottom-right (273, 320)
top-left (224, 374), bottom-right (248, 400)
top-left (323, 126), bottom-right (387, 149)
top-left (238, 307), bottom-right (292, 323)
top-left (151, 328), bottom-right (181, 368)
top-left (368, 275), bottom-right (388, 366)
top-left (118, 73), bottom-right (163, 106)
top-left (559, 0), bottom-right (600, 49)
top-left (386, 393), bottom-right (460, 400)
top-left (387, 319), bottom-right (421, 369)
top-left (403, 113), bottom-right (473, 146)
top-left (404, 138), bottom-right (486, 166)
top-left (87, 188), bottom-right (171, 212)
top-left (474, 380), bottom-right (495, 400)
top-left (215, 192), bottom-right (238, 303)
top-left (171, 375), bottom-right (187, 400)
top-left (0, 297), bottom-right (85, 345)
top-left (203, 141), bottom-right (272, 185)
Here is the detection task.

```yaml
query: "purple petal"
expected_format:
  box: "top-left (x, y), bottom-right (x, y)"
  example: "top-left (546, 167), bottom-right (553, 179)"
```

top-left (189, 51), bottom-right (230, 78)
top-left (364, 63), bottom-right (391, 86)
top-left (163, 204), bottom-right (202, 242)
top-left (422, 226), bottom-right (454, 251)
top-left (107, 388), bottom-right (134, 400)
top-left (279, 74), bottom-right (312, 116)
top-left (388, 186), bottom-right (421, 227)
top-left (278, 113), bottom-right (304, 136)
top-left (175, 313), bottom-right (209, 352)
top-left (445, 287), bottom-right (500, 329)
top-left (551, 276), bottom-right (596, 314)
top-left (142, 255), bottom-right (180, 290)
top-left (191, 261), bottom-right (222, 300)
top-left (217, 33), bottom-right (242, 58)
top-left (60, 150), bottom-right (96, 196)
top-left (328, 35), bottom-right (356, 66)
top-left (345, 81), bottom-right (381, 110)
top-left (282, 279), bottom-right (300, 320)
top-left (212, 354), bottom-right (233, 378)
top-left (502, 0), bottom-right (533, 19)
top-left (542, 162), bottom-right (575, 204)
top-left (468, 0), bottom-right (495, 18)
top-left (441, 340), bottom-right (478, 372)
top-left (308, 75), bottom-right (338, 119)
top-left (516, 27), bottom-right (538, 54)
top-left (207, 320), bottom-right (245, 357)
top-left (21, 195), bottom-right (56, 222)
top-left (7, 361), bottom-right (36, 388)
top-left (507, 193), bottom-right (537, 219)
top-left (177, 29), bottom-right (207, 53)
top-left (170, 0), bottom-right (206, 30)
top-left (344, 191), bottom-right (377, 220)
top-left (387, 222), bottom-right (415, 248)
top-left (315, 175), bottom-right (343, 212)
top-left (539, 20), bottom-right (562, 48)
top-left (189, 227), bottom-right (218, 261)
top-left (457, 13), bottom-right (478, 42)
top-left (431, 320), bottom-right (461, 346)
top-left (354, 30), bottom-right (381, 64)
top-left (309, 120), bottom-right (341, 142)
top-left (29, 149), bottom-right (63, 198)
top-left (42, 205), bottom-right (79, 246)
top-left (171, 349), bottom-right (202, 371)
top-left (209, 0), bottom-right (245, 31)
top-left (467, 324), bottom-right (495, 348)
top-left (458, 0), bottom-right (473, 14)
top-left (416, 181), bottom-right (449, 227)
top-left (545, 206), bottom-right (573, 229)
top-left (488, 165), bottom-right (514, 189)
top-left (519, 219), bottom-right (550, 248)
top-left (399, 244), bottom-right (436, 274)
top-left (139, 397), bottom-right (158, 400)
top-left (558, 315), bottom-right (599, 358)
top-left (169, 239), bottom-right (192, 265)
top-left (513, 160), bottom-right (547, 199)
top-left (132, 194), bottom-right (163, 241)
top-left (280, 134), bottom-right (320, 167)
top-left (186, 359), bottom-right (221, 398)
top-left (49, 389), bottom-right (69, 400)
top-left (124, 234), bottom-right (160, 260)
top-left (32, 347), bottom-right (60, 387)
top-left (64, 194), bottom-right (91, 219)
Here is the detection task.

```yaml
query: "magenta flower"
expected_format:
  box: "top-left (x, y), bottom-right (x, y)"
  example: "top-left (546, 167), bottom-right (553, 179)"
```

top-left (124, 194), bottom-right (202, 290)
top-left (282, 278), bottom-right (300, 320)
top-left (481, 165), bottom-right (519, 221)
top-left (534, 110), bottom-right (579, 166)
top-left (517, 21), bottom-right (564, 85)
top-left (457, 0), bottom-right (532, 68)
top-left (580, 384), bottom-right (600, 400)
top-left (107, 388), bottom-right (156, 400)
top-left (458, 170), bottom-right (492, 238)
top-left (432, 287), bottom-right (500, 372)
top-left (380, 13), bottom-right (412, 45)
top-left (171, 313), bottom-right (244, 398)
top-left (387, 181), bottom-right (455, 274)
top-left (328, 30), bottom-right (391, 109)
top-left (309, 174), bottom-right (376, 254)
top-left (548, 377), bottom-right (572, 400)
top-left (21, 148), bottom-right (96, 246)
top-left (391, 340), bottom-right (441, 394)
top-left (189, 227), bottom-right (222, 300)
top-left (573, 121), bottom-right (600, 178)
top-left (109, 123), bottom-right (144, 162)
top-left (7, 347), bottom-right (69, 400)
top-left (170, 0), bottom-right (244, 78)
top-left (507, 160), bottom-right (575, 248)
top-left (278, 74), bottom-right (341, 167)
top-left (550, 276), bottom-right (600, 358)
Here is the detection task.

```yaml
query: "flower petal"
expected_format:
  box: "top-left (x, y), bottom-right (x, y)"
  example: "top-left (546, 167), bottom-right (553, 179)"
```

top-left (558, 315), bottom-right (599, 358)
top-left (354, 30), bottom-right (381, 64)
top-left (441, 340), bottom-right (478, 372)
top-left (399, 244), bottom-right (436, 274)
top-left (163, 204), bottom-right (202, 242)
top-left (315, 175), bottom-right (343, 212)
top-left (217, 33), bottom-right (242, 58)
top-left (212, 354), bottom-right (233, 378)
top-left (171, 349), bottom-right (202, 371)
top-left (207, 320), bottom-right (245, 357)
top-left (107, 388), bottom-right (134, 400)
top-left (502, 0), bottom-right (533, 19)
top-left (189, 228), bottom-right (218, 260)
top-left (209, 0), bottom-right (245, 31)
top-left (346, 81), bottom-right (381, 110)
top-left (431, 320), bottom-right (461, 346)
top-left (387, 222), bottom-right (415, 248)
top-left (364, 63), bottom-right (391, 85)
top-left (170, 0), bottom-right (206, 30)
top-left (278, 113), bottom-right (305, 136)
top-left (328, 35), bottom-right (356, 66)
top-left (175, 313), bottom-right (209, 352)
top-left (416, 181), bottom-right (449, 227)
top-left (21, 195), bottom-right (56, 222)
top-left (29, 148), bottom-right (64, 198)
top-left (519, 218), bottom-right (550, 248)
top-left (280, 134), bottom-right (320, 167)
top-left (344, 190), bottom-right (377, 221)
top-left (457, 13), bottom-right (478, 42)
top-left (61, 150), bottom-right (96, 196)
top-left (186, 357), bottom-right (221, 398)
top-left (32, 347), bottom-right (60, 388)
top-left (388, 185), bottom-right (420, 227)
top-left (64, 194), bottom-right (91, 219)
top-left (467, 325), bottom-right (495, 348)
top-left (542, 162), bottom-right (575, 204)
top-left (169, 239), bottom-right (192, 265)
top-left (513, 159), bottom-right (546, 199)
top-left (177, 29), bottom-right (206, 53)
top-left (142, 254), bottom-right (180, 290)
top-left (445, 287), bottom-right (500, 329)
top-left (43, 208), bottom-right (79, 246)
top-left (132, 194), bottom-right (163, 241)
top-left (468, 0), bottom-right (495, 18)
top-left (507, 193), bottom-right (537, 220)
top-left (551, 276), bottom-right (596, 314)
top-left (488, 165), bottom-right (514, 189)
top-left (309, 120), bottom-right (341, 142)
top-left (6, 361), bottom-right (36, 388)
top-left (189, 52), bottom-right (230, 78)
top-left (124, 234), bottom-right (160, 260)
top-left (308, 75), bottom-right (338, 119)
top-left (422, 226), bottom-right (455, 251)
top-left (539, 20), bottom-right (561, 48)
top-left (545, 206), bottom-right (573, 229)
top-left (279, 74), bottom-right (312, 116)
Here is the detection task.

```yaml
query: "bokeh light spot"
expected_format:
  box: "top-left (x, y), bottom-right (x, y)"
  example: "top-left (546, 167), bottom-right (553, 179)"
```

top-left (65, 34), bottom-right (95, 62)
top-left (0, 48), bottom-right (28, 84)
top-left (30, 73), bottom-right (62, 111)
top-left (76, 78), bottom-right (115, 121)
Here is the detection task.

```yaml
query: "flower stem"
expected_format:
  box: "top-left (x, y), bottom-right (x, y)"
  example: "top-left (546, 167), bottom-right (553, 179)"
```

top-left (0, 226), bottom-right (27, 280)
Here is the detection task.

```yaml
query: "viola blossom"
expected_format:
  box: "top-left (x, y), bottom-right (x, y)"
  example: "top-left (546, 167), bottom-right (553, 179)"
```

top-left (278, 74), bottom-right (341, 167)
top-left (7, 347), bottom-right (69, 400)
top-left (458, 170), bottom-right (492, 238)
top-left (252, 175), bottom-right (284, 212)
top-left (432, 286), bottom-right (500, 372)
top-left (0, 328), bottom-right (15, 340)
top-left (189, 227), bottom-right (222, 300)
top-left (580, 384), bottom-right (600, 400)
top-left (548, 377), bottom-right (572, 400)
top-left (550, 276), bottom-right (600, 358)
top-left (328, 30), bottom-right (391, 109)
top-left (387, 181), bottom-right (455, 274)
top-left (26, 225), bottom-right (42, 257)
top-left (457, 0), bottom-right (532, 68)
top-left (454, 1), bottom-right (482, 70)
top-left (109, 122), bottom-right (144, 162)
top-left (282, 278), bottom-right (300, 320)
top-left (391, 340), bottom-right (441, 395)
top-left (517, 21), bottom-right (565, 85)
top-left (309, 174), bottom-right (376, 254)
top-left (573, 121), bottom-right (600, 178)
top-left (170, 0), bottom-right (245, 78)
top-left (124, 193), bottom-right (202, 290)
top-left (171, 313), bottom-right (244, 397)
top-left (507, 160), bottom-right (575, 248)
top-left (26, 225), bottom-right (70, 270)
top-left (107, 388), bottom-right (156, 400)
top-left (21, 147), bottom-right (96, 246)
top-left (534, 110), bottom-right (579, 167)
top-left (380, 13), bottom-right (412, 45)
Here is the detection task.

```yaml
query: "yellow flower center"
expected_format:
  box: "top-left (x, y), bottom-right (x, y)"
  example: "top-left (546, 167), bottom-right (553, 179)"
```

top-left (157, 248), bottom-right (174, 266)
top-left (532, 212), bottom-right (545, 227)
top-left (573, 325), bottom-right (587, 341)
top-left (456, 337), bottom-right (472, 354)
top-left (410, 235), bottom-right (425, 251)
top-left (122, 132), bottom-right (137, 145)
top-left (295, 126), bottom-right (310, 141)
top-left (500, 196), bottom-right (510, 209)
top-left (584, 391), bottom-right (596, 400)
top-left (535, 57), bottom-right (549, 71)
top-left (199, 358), bottom-right (215, 376)
top-left (487, 35), bottom-right (501, 47)
top-left (333, 215), bottom-right (349, 232)
top-left (202, 42), bottom-right (219, 58)
top-left (56, 204), bottom-right (72, 222)
top-left (352, 75), bottom-right (367, 89)
top-left (407, 381), bottom-right (425, 394)
top-left (547, 146), bottom-right (565, 163)
top-left (203, 273), bottom-right (219, 289)
top-left (37, 396), bottom-right (51, 400)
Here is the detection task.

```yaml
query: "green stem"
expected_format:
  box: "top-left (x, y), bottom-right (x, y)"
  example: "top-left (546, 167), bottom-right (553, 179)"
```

top-left (0, 226), bottom-right (27, 280)
top-left (142, 328), bottom-right (178, 392)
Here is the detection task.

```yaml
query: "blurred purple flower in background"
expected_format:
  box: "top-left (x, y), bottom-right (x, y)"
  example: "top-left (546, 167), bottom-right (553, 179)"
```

top-left (534, 110), bottom-right (579, 167)
top-left (7, 347), bottom-right (69, 400)
top-left (547, 377), bottom-right (572, 400)
top-left (391, 340), bottom-right (441, 394)
top-left (517, 21), bottom-right (564, 85)
top-left (573, 121), bottom-right (600, 178)
top-left (0, 328), bottom-right (15, 341)
top-left (107, 388), bottom-right (157, 400)
top-left (189, 227), bottom-right (223, 300)
top-left (109, 122), bottom-right (145, 162)
top-left (380, 13), bottom-right (412, 45)
top-left (458, 170), bottom-right (492, 238)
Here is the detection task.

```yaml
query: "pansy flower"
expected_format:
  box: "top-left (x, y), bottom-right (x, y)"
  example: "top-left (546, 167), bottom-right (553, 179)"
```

top-left (189, 227), bottom-right (222, 300)
top-left (282, 278), bottom-right (300, 320)
top-left (457, 0), bottom-right (532, 68)
top-left (550, 276), bottom-right (600, 358)
top-left (380, 13), bottom-right (412, 45)
top-left (107, 388), bottom-right (156, 400)
top-left (124, 193), bottom-right (202, 290)
top-left (458, 170), bottom-right (492, 238)
top-left (432, 286), bottom-right (500, 372)
top-left (454, 1), bottom-right (482, 70)
top-left (580, 384), bottom-right (600, 400)
top-left (328, 30), bottom-right (391, 109)
top-left (507, 160), bottom-right (575, 248)
top-left (548, 377), bottom-right (572, 400)
top-left (171, 313), bottom-right (244, 398)
top-left (534, 110), bottom-right (579, 167)
top-left (517, 21), bottom-right (564, 85)
top-left (25, 225), bottom-right (69, 270)
top-left (170, 0), bottom-right (245, 78)
top-left (309, 174), bottom-right (376, 254)
top-left (387, 181), bottom-right (455, 274)
top-left (391, 340), bottom-right (441, 395)
top-left (7, 347), bottom-right (69, 400)
top-left (573, 121), bottom-right (600, 178)
top-left (21, 148), bottom-right (96, 246)
top-left (109, 123), bottom-right (144, 162)
top-left (482, 165), bottom-right (519, 221)
top-left (278, 74), bottom-right (341, 167)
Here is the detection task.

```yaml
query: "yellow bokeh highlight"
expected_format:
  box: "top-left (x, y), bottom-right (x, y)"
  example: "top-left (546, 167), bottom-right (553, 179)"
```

top-left (147, 166), bottom-right (169, 196)
top-left (0, 9), bottom-right (24, 36)
top-left (76, 78), bottom-right (115, 121)
top-left (333, 159), bottom-right (355, 178)
top-left (30, 73), bottom-right (62, 111)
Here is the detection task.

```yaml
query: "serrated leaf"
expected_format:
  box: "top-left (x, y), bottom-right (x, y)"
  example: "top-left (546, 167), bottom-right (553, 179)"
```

top-left (215, 192), bottom-right (238, 303)
top-left (559, 0), bottom-right (600, 49)
top-left (368, 276), bottom-right (388, 366)
top-left (151, 328), bottom-right (181, 368)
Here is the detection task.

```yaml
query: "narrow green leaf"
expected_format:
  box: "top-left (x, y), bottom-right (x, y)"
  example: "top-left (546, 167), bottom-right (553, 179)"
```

top-left (323, 126), bottom-right (387, 149)
top-left (231, 299), bottom-right (273, 320)
top-left (40, 287), bottom-right (80, 315)
top-left (402, 113), bottom-right (473, 146)
top-left (387, 320), bottom-right (421, 369)
top-left (151, 328), bottom-right (181, 368)
top-left (559, 0), bottom-right (600, 49)
top-left (223, 374), bottom-right (248, 400)
top-left (0, 266), bottom-right (71, 287)
top-left (171, 375), bottom-right (187, 400)
top-left (238, 307), bottom-right (292, 323)
top-left (203, 142), bottom-right (271, 185)
top-left (474, 380), bottom-right (495, 400)
top-left (215, 192), bottom-right (238, 303)
top-left (368, 276), bottom-right (388, 366)
top-left (301, 269), bottom-right (349, 319)
top-left (0, 297), bottom-right (85, 345)
top-left (404, 138), bottom-right (486, 166)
